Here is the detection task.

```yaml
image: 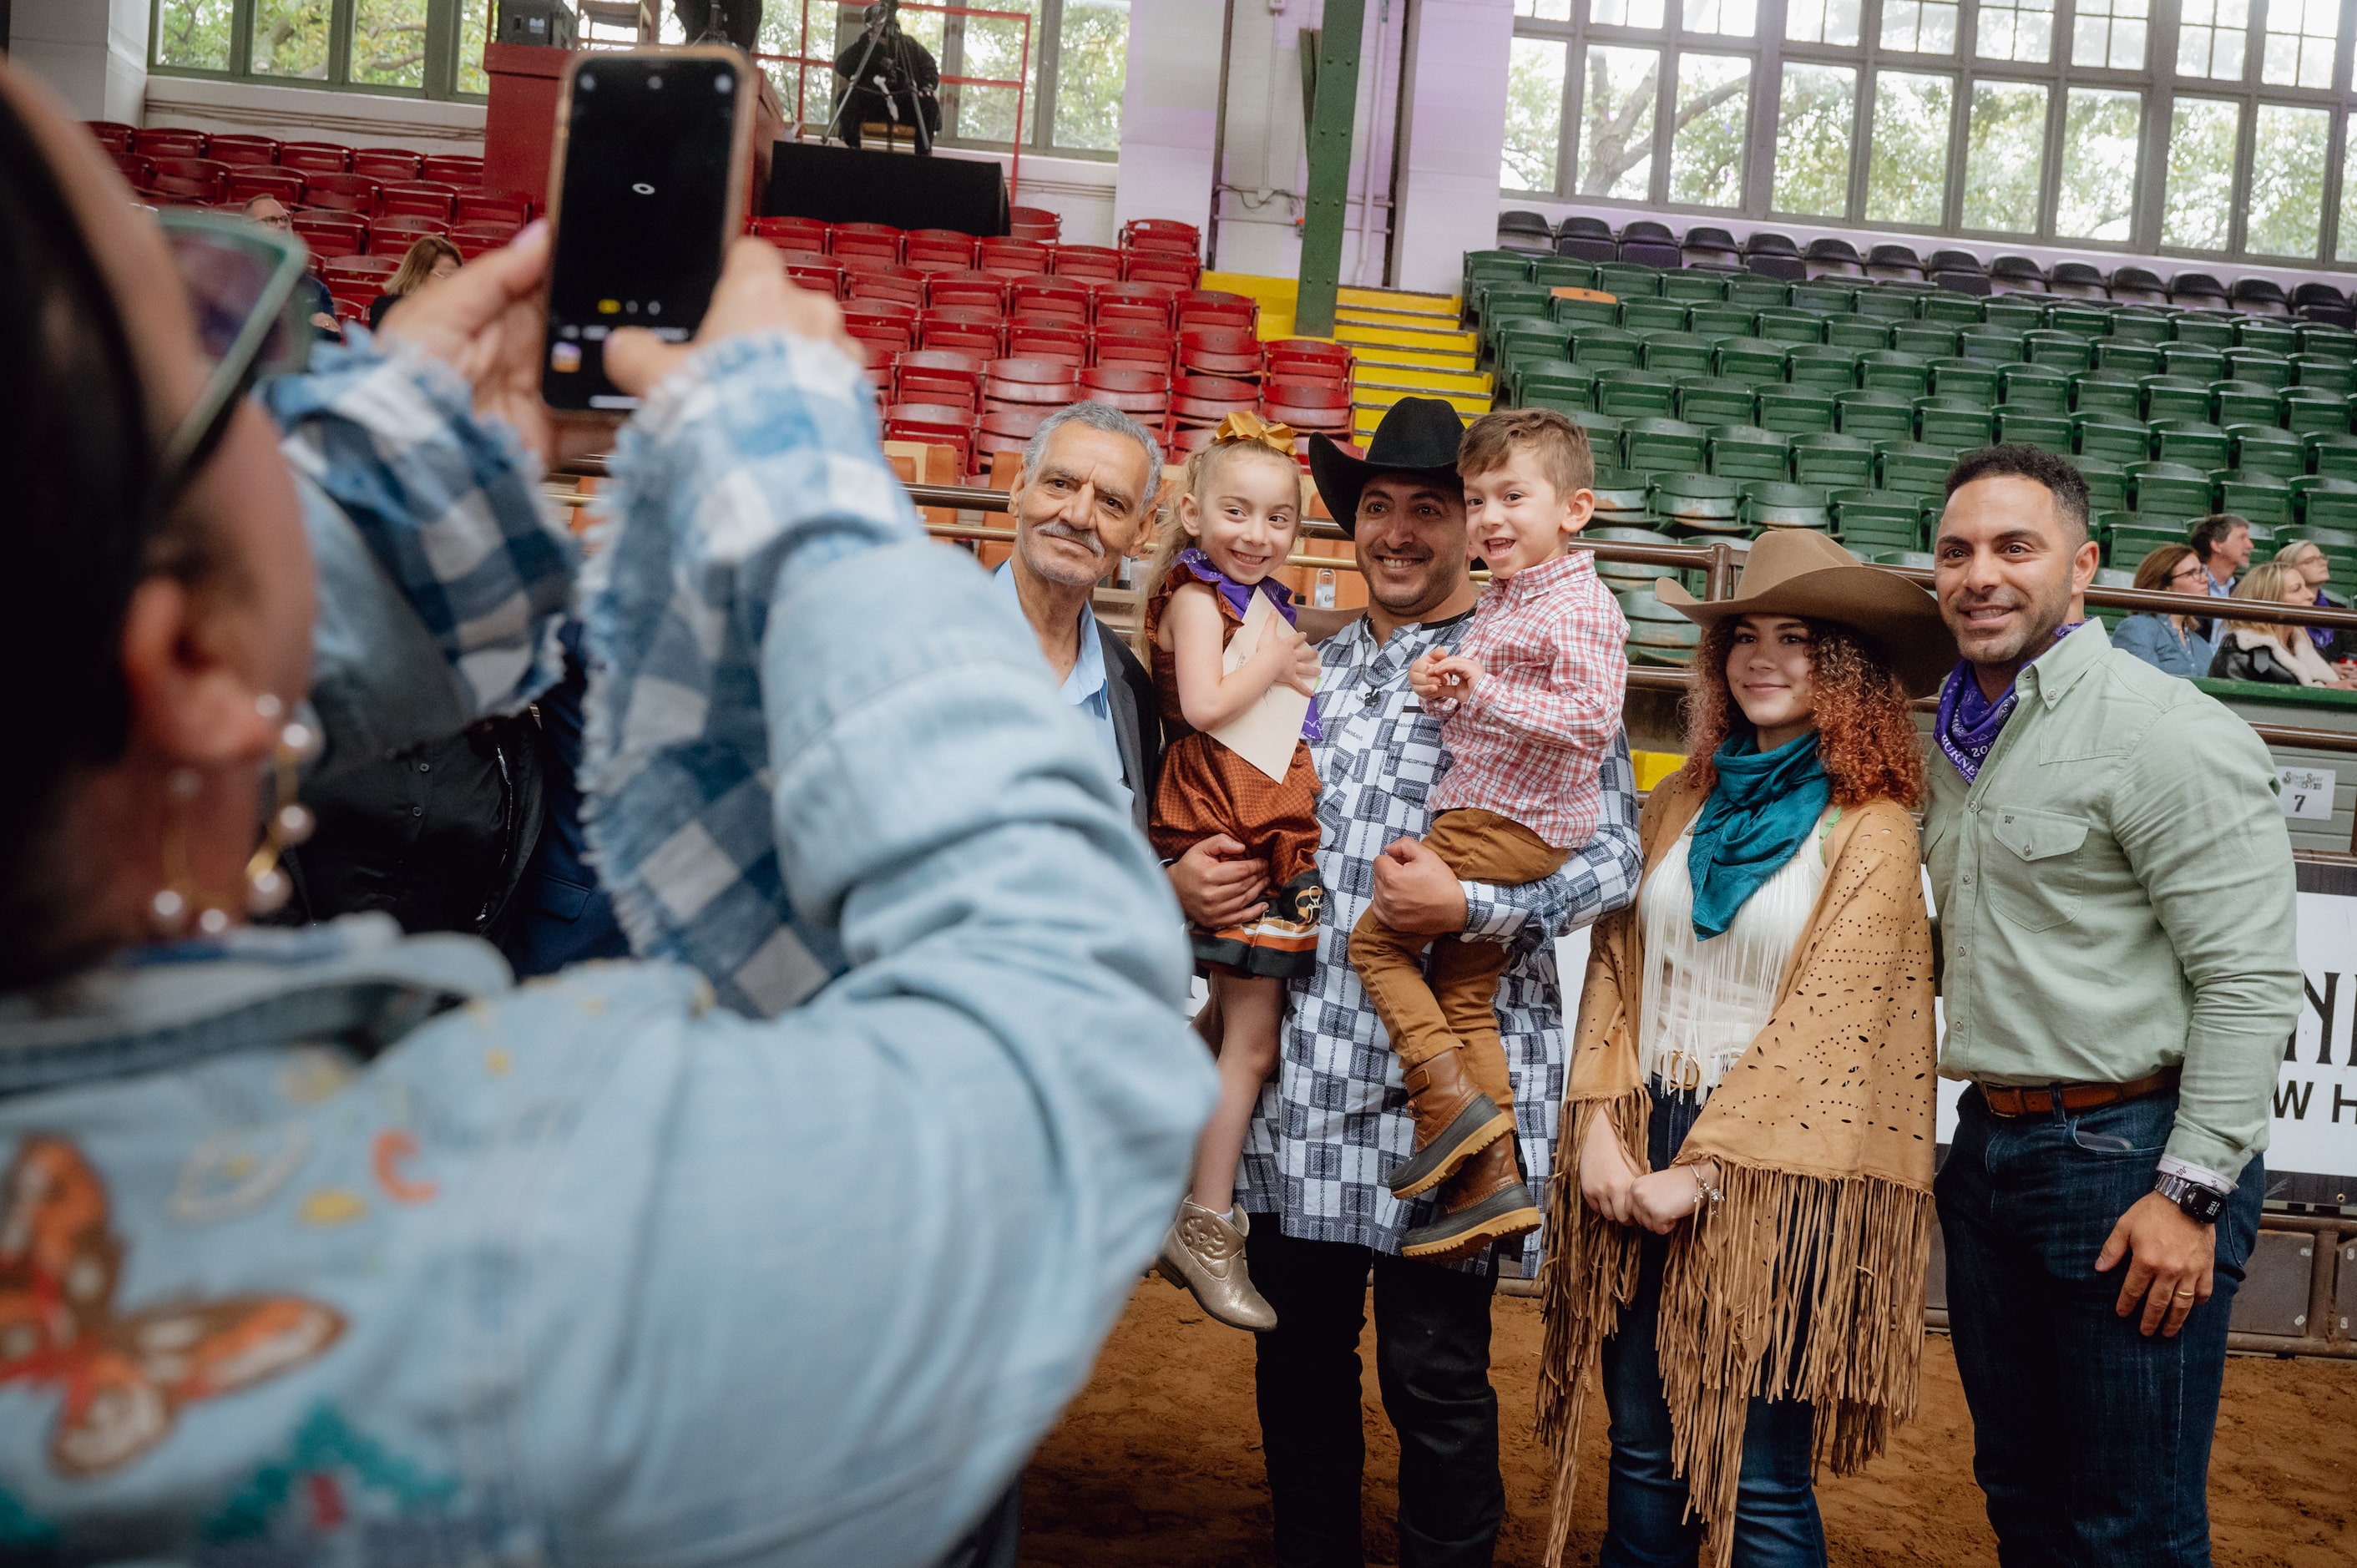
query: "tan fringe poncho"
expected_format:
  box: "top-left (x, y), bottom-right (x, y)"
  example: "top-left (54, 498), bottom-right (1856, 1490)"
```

top-left (1536, 770), bottom-right (1939, 1568)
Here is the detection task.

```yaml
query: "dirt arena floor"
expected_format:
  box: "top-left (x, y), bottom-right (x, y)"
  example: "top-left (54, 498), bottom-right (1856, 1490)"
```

top-left (1020, 1281), bottom-right (2357, 1567)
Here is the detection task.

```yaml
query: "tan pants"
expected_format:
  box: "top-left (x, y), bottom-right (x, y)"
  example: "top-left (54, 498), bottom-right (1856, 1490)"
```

top-left (1348, 809), bottom-right (1573, 1094)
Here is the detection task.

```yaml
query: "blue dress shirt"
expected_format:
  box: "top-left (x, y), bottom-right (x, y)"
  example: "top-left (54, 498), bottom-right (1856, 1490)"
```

top-left (994, 559), bottom-right (1130, 809)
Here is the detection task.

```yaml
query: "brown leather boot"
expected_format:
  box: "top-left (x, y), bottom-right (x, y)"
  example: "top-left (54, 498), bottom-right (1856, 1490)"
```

top-left (1385, 1042), bottom-right (1515, 1199)
top-left (1399, 1132), bottom-right (1540, 1262)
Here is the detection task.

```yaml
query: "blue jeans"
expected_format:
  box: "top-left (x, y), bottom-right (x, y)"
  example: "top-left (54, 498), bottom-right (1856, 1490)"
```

top-left (1935, 1088), bottom-right (2263, 1568)
top-left (1596, 1085), bottom-right (1828, 1568)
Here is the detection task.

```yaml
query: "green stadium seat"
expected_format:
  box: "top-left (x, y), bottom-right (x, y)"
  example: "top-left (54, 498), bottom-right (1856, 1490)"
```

top-left (1894, 324), bottom-right (1960, 357)
top-left (2229, 424), bottom-right (2305, 478)
top-left (1757, 307), bottom-right (1828, 345)
top-left (1828, 316), bottom-right (1894, 350)
top-left (1793, 433), bottom-right (1879, 487)
top-left (2297, 324), bottom-right (2357, 360)
top-left (1715, 336), bottom-right (1789, 380)
top-left (1641, 330), bottom-right (1714, 375)
top-left (1597, 262), bottom-right (1664, 299)
top-left (2235, 320), bottom-right (2299, 356)
top-left (1923, 292), bottom-right (1988, 326)
top-left (1929, 358), bottom-right (2000, 401)
top-left (1596, 367), bottom-right (1680, 417)
top-left (2211, 380), bottom-right (2283, 426)
top-left (2291, 354), bottom-right (2357, 394)
top-left (2307, 432), bottom-right (2357, 479)
top-left (2215, 468), bottom-right (2292, 525)
top-left (1550, 291), bottom-right (1621, 328)
top-left (1755, 384), bottom-right (1837, 434)
top-left (2107, 311), bottom-right (2172, 344)
top-left (2140, 375), bottom-right (2212, 422)
top-left (1919, 396), bottom-right (1996, 448)
top-left (1570, 326), bottom-right (1645, 368)
top-left (2128, 461), bottom-right (2212, 519)
top-left (1995, 408), bottom-right (2071, 451)
top-left (2071, 371), bottom-right (2143, 416)
top-left (2225, 348), bottom-right (2291, 389)
top-left (2092, 340), bottom-right (2164, 376)
top-left (1662, 269), bottom-right (1727, 304)
top-left (1530, 257), bottom-right (1596, 290)
top-left (2171, 316), bottom-right (2236, 350)
top-left (2075, 412), bottom-right (2151, 465)
top-left (1676, 376), bottom-right (1758, 425)
top-left (2162, 344), bottom-right (2229, 382)
top-left (1854, 289), bottom-right (1919, 322)
top-left (1621, 297), bottom-right (1690, 333)
top-left (1787, 345), bottom-right (1859, 387)
top-left (2283, 387), bottom-right (2352, 435)
top-left (1742, 481), bottom-right (1833, 530)
top-left (1626, 417), bottom-right (1710, 472)
top-left (1959, 327), bottom-right (2028, 363)
top-left (1590, 463), bottom-right (1650, 514)
top-left (1835, 389), bottom-right (1914, 442)
top-left (1725, 276), bottom-right (1788, 310)
top-left (1707, 424), bottom-right (1791, 480)
top-left (2071, 458), bottom-right (2130, 513)
top-left (1879, 441), bottom-right (1960, 497)
top-left (1791, 281), bottom-right (1858, 314)
top-left (2000, 365), bottom-right (2071, 412)
top-left (1859, 351), bottom-right (1932, 395)
top-left (2294, 476), bottom-right (2357, 529)
top-left (1651, 470), bottom-right (1742, 529)
top-left (1687, 305), bottom-right (1755, 341)
top-left (2024, 330), bottom-right (2094, 371)
top-left (2153, 421), bottom-right (2230, 469)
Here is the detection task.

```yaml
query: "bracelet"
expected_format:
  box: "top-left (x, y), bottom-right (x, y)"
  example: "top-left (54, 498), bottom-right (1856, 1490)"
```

top-left (1688, 1164), bottom-right (1722, 1210)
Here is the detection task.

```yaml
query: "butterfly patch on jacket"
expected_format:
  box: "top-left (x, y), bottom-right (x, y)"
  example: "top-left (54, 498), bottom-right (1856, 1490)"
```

top-left (0, 1136), bottom-right (345, 1477)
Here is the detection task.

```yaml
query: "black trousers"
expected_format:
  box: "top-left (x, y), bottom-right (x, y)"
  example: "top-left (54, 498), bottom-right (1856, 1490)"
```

top-left (1247, 1225), bottom-right (1504, 1568)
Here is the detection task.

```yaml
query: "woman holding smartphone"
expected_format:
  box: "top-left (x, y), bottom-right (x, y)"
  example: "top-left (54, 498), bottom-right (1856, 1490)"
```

top-left (1536, 531), bottom-right (1950, 1568)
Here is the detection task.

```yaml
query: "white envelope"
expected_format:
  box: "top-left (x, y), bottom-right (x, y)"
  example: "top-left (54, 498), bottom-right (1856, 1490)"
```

top-left (1208, 590), bottom-right (1315, 783)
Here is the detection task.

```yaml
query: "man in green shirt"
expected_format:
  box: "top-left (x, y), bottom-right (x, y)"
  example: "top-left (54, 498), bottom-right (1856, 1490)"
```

top-left (1925, 445), bottom-right (2298, 1566)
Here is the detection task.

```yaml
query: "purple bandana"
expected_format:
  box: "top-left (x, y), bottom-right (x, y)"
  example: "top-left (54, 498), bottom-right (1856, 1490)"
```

top-left (1935, 621), bottom-right (2081, 783)
top-left (1174, 547), bottom-right (1323, 741)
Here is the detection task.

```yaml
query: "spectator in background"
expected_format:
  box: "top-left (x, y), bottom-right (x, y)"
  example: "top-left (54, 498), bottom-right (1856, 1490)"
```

top-left (239, 192), bottom-right (340, 338)
top-left (2208, 561), bottom-right (2357, 688)
top-left (2111, 544), bottom-right (2218, 678)
top-left (367, 232), bottom-right (461, 331)
top-left (2188, 513), bottom-right (2252, 635)
top-left (2275, 539), bottom-right (2357, 664)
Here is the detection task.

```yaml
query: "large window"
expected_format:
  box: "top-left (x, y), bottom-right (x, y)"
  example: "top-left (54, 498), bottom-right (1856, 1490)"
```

top-left (1505, 0), bottom-right (2357, 266)
top-left (151, 0), bottom-right (487, 99)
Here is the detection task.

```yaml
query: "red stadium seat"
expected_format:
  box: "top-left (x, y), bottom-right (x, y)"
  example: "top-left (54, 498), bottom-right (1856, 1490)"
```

top-left (1008, 205), bottom-right (1060, 243)
top-left (1007, 320), bottom-right (1089, 367)
top-left (833, 222), bottom-right (905, 264)
top-left (143, 172), bottom-right (214, 205)
top-left (1180, 326), bottom-right (1265, 379)
top-left (420, 154), bottom-right (484, 186)
top-left (1180, 290), bottom-right (1257, 331)
top-left (379, 182), bottom-right (458, 220)
top-left (1096, 281), bottom-right (1179, 330)
top-left (895, 349), bottom-right (987, 411)
top-left (205, 134), bottom-right (281, 168)
top-left (133, 127), bottom-right (207, 160)
top-left (1050, 244), bottom-right (1124, 284)
top-left (1121, 218), bottom-right (1201, 256)
top-left (455, 190), bottom-right (531, 226)
top-left (292, 210), bottom-right (368, 258)
top-left (373, 214), bottom-right (453, 245)
top-left (150, 157), bottom-right (231, 203)
top-left (323, 255), bottom-right (401, 284)
top-left (917, 308), bottom-right (1004, 357)
top-left (975, 406), bottom-right (1050, 472)
top-left (884, 403), bottom-right (977, 473)
top-left (352, 146), bottom-right (425, 181)
top-left (1078, 366), bottom-right (1173, 419)
top-left (1093, 322), bottom-right (1177, 372)
top-left (303, 172), bottom-right (382, 215)
top-left (772, 250), bottom-right (847, 297)
top-left (1262, 377), bottom-right (1353, 436)
top-left (849, 266), bottom-right (929, 309)
top-left (1125, 253), bottom-right (1202, 288)
top-left (228, 169), bottom-right (306, 207)
top-left (86, 120), bottom-right (136, 156)
top-left (927, 271), bottom-right (1009, 312)
top-left (906, 228), bottom-right (979, 267)
top-left (1167, 423), bottom-right (1222, 456)
top-left (111, 150), bottom-right (154, 188)
top-left (1171, 373), bottom-right (1260, 427)
top-left (845, 301), bottom-right (919, 352)
top-left (451, 227), bottom-right (518, 261)
top-left (982, 357), bottom-right (1080, 410)
top-left (279, 141), bottom-right (353, 175)
top-left (752, 215), bottom-right (830, 250)
top-left (1011, 279), bottom-right (1090, 321)
top-left (979, 237), bottom-right (1052, 277)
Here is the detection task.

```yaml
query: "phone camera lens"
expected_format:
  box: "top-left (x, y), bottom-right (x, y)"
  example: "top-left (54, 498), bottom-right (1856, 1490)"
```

top-left (715, 74), bottom-right (733, 93)
top-left (647, 73), bottom-right (663, 90)
top-left (578, 72), bottom-right (596, 91)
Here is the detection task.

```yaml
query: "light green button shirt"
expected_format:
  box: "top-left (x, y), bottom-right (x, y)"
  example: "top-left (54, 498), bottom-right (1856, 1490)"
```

top-left (1923, 620), bottom-right (2299, 1180)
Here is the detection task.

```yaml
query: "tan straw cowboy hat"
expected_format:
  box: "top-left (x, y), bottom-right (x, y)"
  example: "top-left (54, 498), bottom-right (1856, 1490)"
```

top-left (1655, 528), bottom-right (1959, 697)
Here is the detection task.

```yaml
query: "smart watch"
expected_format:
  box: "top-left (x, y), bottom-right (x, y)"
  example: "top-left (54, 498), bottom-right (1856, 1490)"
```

top-left (2153, 1171), bottom-right (2228, 1227)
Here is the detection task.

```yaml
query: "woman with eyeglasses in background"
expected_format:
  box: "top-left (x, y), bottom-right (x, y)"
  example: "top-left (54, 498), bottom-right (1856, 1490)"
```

top-left (0, 63), bottom-right (1211, 1565)
top-left (2275, 538), bottom-right (2357, 666)
top-left (2110, 544), bottom-right (2221, 679)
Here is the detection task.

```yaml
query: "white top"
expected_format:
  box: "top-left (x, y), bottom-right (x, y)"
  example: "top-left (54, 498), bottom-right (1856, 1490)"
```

top-left (1635, 815), bottom-right (1830, 1099)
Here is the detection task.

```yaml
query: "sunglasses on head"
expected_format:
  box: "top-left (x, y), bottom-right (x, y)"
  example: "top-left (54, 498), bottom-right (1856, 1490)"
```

top-left (151, 208), bottom-right (315, 513)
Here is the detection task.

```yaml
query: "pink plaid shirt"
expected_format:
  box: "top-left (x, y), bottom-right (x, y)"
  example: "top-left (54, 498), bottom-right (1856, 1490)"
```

top-left (1427, 549), bottom-right (1628, 848)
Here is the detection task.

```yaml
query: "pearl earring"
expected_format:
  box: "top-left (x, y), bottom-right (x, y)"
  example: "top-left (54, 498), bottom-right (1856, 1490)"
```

top-left (146, 695), bottom-right (322, 939)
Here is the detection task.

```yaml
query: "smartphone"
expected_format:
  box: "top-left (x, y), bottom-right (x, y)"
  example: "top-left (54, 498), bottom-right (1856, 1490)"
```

top-left (541, 48), bottom-right (754, 417)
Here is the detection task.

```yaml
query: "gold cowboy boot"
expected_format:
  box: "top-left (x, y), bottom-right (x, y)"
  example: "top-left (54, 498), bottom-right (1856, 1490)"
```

top-left (1156, 1199), bottom-right (1277, 1332)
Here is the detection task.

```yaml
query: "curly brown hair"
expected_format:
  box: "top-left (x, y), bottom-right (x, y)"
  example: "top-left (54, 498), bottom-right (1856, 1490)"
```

top-left (1681, 616), bottom-right (1925, 808)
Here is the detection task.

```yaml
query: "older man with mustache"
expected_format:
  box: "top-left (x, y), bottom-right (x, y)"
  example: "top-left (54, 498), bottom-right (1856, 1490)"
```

top-left (995, 401), bottom-right (1166, 832)
top-left (1925, 444), bottom-right (2299, 1568)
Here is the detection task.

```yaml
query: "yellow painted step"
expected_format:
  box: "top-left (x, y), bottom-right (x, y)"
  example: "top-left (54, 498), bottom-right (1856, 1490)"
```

top-left (1357, 364), bottom-right (1493, 397)
top-left (1338, 322), bottom-right (1477, 357)
top-left (1340, 285), bottom-right (1459, 316)
top-left (1355, 387), bottom-right (1490, 417)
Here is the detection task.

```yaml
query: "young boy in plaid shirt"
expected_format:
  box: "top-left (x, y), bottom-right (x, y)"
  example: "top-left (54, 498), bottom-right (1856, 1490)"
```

top-left (1348, 409), bottom-right (1626, 1257)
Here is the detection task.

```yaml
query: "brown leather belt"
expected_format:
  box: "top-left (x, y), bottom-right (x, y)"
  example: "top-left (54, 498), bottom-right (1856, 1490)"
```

top-left (1977, 1067), bottom-right (2181, 1118)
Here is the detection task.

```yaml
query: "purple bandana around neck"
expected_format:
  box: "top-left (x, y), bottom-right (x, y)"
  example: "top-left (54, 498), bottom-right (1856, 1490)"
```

top-left (1174, 547), bottom-right (1323, 741)
top-left (1935, 621), bottom-right (2082, 783)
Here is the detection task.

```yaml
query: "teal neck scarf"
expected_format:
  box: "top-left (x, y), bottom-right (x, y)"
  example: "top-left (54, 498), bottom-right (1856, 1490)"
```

top-left (1686, 730), bottom-right (1831, 941)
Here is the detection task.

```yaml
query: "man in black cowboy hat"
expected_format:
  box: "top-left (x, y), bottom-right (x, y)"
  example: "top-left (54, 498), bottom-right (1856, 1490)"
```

top-left (1168, 397), bottom-right (1643, 1565)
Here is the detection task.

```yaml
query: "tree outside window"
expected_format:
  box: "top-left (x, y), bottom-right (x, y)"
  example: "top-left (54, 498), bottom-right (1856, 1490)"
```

top-left (1865, 70), bottom-right (1951, 226)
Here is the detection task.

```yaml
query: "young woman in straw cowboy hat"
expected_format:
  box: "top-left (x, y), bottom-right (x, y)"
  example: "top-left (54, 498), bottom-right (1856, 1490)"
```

top-left (1536, 529), bottom-right (1955, 1568)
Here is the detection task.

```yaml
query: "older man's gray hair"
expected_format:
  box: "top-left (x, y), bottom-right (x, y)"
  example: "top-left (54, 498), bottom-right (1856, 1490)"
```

top-left (1019, 400), bottom-right (1164, 489)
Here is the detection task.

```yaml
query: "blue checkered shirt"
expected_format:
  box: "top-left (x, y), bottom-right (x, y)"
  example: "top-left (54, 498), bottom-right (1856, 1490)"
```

top-left (1237, 609), bottom-right (1642, 1276)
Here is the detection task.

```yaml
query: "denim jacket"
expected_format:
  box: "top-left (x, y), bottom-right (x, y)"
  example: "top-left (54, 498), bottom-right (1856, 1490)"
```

top-left (0, 335), bottom-right (1211, 1565)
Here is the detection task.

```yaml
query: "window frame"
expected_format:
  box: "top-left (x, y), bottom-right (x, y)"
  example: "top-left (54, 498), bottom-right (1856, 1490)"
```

top-left (149, 0), bottom-right (486, 103)
top-left (1503, 0), bottom-right (2357, 269)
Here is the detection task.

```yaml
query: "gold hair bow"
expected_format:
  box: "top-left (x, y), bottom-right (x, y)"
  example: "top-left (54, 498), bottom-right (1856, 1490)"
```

top-left (1213, 410), bottom-right (1298, 454)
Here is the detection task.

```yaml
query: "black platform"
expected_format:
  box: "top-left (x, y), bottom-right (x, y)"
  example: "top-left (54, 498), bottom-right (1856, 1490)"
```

top-left (762, 141), bottom-right (1009, 235)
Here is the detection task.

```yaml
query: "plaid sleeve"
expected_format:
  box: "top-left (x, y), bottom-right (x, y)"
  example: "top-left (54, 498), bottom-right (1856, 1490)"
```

top-left (578, 330), bottom-right (918, 1016)
top-left (260, 334), bottom-right (576, 718)
top-left (1459, 731), bottom-right (1642, 943)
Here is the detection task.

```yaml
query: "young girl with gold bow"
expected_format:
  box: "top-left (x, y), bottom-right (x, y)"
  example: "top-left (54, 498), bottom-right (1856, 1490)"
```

top-left (1142, 412), bottom-right (1325, 1331)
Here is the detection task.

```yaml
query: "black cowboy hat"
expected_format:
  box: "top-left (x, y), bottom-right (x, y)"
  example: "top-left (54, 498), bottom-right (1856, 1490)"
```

top-left (1307, 397), bottom-right (1467, 538)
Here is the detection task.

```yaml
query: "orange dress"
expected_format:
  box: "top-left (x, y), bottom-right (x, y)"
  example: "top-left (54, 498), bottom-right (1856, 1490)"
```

top-left (1146, 552), bottom-right (1324, 979)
